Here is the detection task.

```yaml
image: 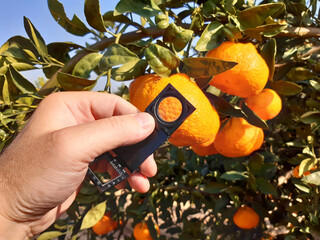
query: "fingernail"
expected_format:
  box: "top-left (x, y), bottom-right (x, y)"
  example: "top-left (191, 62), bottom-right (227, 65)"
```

top-left (135, 113), bottom-right (154, 129)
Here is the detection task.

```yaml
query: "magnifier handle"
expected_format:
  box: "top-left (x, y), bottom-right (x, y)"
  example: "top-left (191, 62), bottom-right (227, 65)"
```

top-left (87, 83), bottom-right (195, 193)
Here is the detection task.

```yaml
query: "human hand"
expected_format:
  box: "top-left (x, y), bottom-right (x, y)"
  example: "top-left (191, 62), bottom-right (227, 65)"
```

top-left (0, 91), bottom-right (156, 239)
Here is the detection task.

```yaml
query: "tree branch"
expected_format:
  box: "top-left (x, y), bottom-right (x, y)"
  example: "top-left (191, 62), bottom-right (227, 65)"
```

top-left (39, 25), bottom-right (320, 95)
top-left (278, 27), bottom-right (320, 38)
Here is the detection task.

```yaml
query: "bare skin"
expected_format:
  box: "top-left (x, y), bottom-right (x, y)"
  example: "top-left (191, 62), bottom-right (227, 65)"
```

top-left (0, 92), bottom-right (156, 239)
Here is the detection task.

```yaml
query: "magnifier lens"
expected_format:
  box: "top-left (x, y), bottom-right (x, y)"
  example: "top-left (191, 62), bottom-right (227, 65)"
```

top-left (157, 96), bottom-right (182, 122)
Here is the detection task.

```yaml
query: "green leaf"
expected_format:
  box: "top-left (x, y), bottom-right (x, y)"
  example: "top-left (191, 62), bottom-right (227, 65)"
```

top-left (163, 23), bottom-right (194, 52)
top-left (72, 52), bottom-right (102, 78)
top-left (220, 171), bottom-right (248, 181)
top-left (36, 231), bottom-right (66, 240)
top-left (1, 42), bottom-right (32, 63)
top-left (102, 11), bottom-right (131, 24)
top-left (48, 0), bottom-right (91, 36)
top-left (256, 177), bottom-right (278, 197)
top-left (145, 44), bottom-right (179, 77)
top-left (204, 182), bottom-right (228, 194)
top-left (286, 67), bottom-right (315, 82)
top-left (310, 80), bottom-right (320, 92)
top-left (237, 3), bottom-right (285, 30)
top-left (84, 0), bottom-right (106, 32)
top-left (272, 80), bottom-right (303, 96)
top-left (3, 36), bottom-right (41, 61)
top-left (23, 17), bottom-right (48, 58)
top-left (206, 93), bottom-right (246, 118)
top-left (80, 201), bottom-right (106, 230)
top-left (47, 42), bottom-right (83, 63)
top-left (9, 65), bottom-right (37, 93)
top-left (114, 0), bottom-right (161, 17)
top-left (155, 13), bottom-right (169, 29)
top-left (147, 218), bottom-right (160, 240)
top-left (302, 171), bottom-right (320, 186)
top-left (182, 57), bottom-right (237, 79)
top-left (1, 75), bottom-right (11, 104)
top-left (57, 72), bottom-right (97, 91)
top-left (261, 38), bottom-right (276, 81)
top-left (299, 158), bottom-right (317, 176)
top-left (293, 180), bottom-right (311, 193)
top-left (244, 23), bottom-right (287, 40)
top-left (249, 153), bottom-right (264, 175)
top-left (241, 102), bottom-right (268, 130)
top-left (100, 43), bottom-right (139, 70)
top-left (300, 111), bottom-right (320, 124)
top-left (111, 59), bottom-right (148, 81)
top-left (10, 63), bottom-right (36, 72)
top-left (195, 21), bottom-right (225, 52)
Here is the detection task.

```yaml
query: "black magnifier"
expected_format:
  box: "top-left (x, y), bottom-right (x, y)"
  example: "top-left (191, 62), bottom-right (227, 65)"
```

top-left (86, 83), bottom-right (196, 193)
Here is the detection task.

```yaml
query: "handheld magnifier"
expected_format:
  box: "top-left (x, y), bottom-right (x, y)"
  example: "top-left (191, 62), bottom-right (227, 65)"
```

top-left (86, 83), bottom-right (196, 193)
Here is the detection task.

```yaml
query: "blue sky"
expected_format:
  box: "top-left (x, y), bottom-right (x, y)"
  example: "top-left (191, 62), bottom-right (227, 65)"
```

top-left (0, 0), bottom-right (119, 91)
top-left (0, 0), bottom-right (117, 46)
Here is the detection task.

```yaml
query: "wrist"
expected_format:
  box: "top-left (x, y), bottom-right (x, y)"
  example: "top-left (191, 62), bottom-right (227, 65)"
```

top-left (0, 213), bottom-right (31, 240)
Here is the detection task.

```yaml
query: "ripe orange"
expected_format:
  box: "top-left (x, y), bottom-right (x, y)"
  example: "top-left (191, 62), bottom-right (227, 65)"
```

top-left (244, 88), bottom-right (282, 120)
top-left (92, 212), bottom-right (118, 235)
top-left (292, 165), bottom-right (316, 178)
top-left (206, 41), bottom-right (269, 98)
top-left (129, 73), bottom-right (220, 146)
top-left (233, 206), bottom-right (260, 230)
top-left (214, 117), bottom-right (264, 157)
top-left (133, 222), bottom-right (160, 240)
top-left (191, 138), bottom-right (218, 156)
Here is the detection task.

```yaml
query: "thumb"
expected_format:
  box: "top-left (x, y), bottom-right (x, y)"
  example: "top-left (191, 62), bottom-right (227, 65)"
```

top-left (50, 112), bottom-right (155, 163)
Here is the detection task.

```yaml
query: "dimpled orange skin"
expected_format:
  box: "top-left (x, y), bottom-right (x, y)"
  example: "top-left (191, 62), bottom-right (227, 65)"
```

top-left (206, 41), bottom-right (269, 98)
top-left (191, 137), bottom-right (218, 156)
top-left (233, 206), bottom-right (260, 230)
top-left (214, 117), bottom-right (264, 158)
top-left (158, 96), bottom-right (182, 122)
top-left (133, 222), bottom-right (160, 240)
top-left (129, 73), bottom-right (220, 146)
top-left (244, 88), bottom-right (282, 120)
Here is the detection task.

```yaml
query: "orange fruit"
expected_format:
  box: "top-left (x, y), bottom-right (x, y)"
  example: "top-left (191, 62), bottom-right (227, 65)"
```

top-left (214, 117), bottom-right (264, 157)
top-left (191, 138), bottom-right (218, 156)
top-left (206, 41), bottom-right (269, 98)
top-left (233, 206), bottom-right (260, 230)
top-left (133, 222), bottom-right (160, 240)
top-left (244, 88), bottom-right (282, 120)
top-left (92, 212), bottom-right (118, 235)
top-left (129, 73), bottom-right (220, 146)
top-left (292, 165), bottom-right (316, 178)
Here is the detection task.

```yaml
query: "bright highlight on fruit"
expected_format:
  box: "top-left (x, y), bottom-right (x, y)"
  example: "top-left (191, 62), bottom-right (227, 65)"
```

top-left (133, 222), bottom-right (160, 240)
top-left (206, 41), bottom-right (269, 98)
top-left (92, 212), bottom-right (118, 235)
top-left (214, 117), bottom-right (264, 158)
top-left (233, 206), bottom-right (260, 230)
top-left (245, 88), bottom-right (282, 120)
top-left (129, 73), bottom-right (220, 146)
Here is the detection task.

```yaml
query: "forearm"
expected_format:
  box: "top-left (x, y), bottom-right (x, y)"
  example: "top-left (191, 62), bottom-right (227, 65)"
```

top-left (0, 214), bottom-right (31, 240)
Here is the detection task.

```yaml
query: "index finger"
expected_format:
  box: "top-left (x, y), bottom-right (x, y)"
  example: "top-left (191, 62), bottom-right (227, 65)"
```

top-left (32, 91), bottom-right (140, 130)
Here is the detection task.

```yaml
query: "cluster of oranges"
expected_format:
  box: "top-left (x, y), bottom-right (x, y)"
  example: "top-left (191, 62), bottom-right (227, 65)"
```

top-left (129, 41), bottom-right (282, 158)
top-left (92, 212), bottom-right (159, 239)
top-left (93, 208), bottom-right (259, 237)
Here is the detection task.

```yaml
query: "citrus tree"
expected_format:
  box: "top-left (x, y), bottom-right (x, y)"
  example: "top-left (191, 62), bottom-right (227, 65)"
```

top-left (1, 0), bottom-right (320, 239)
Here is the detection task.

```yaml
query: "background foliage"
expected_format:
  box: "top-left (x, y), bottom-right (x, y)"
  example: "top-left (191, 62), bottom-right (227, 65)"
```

top-left (0, 0), bottom-right (320, 239)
